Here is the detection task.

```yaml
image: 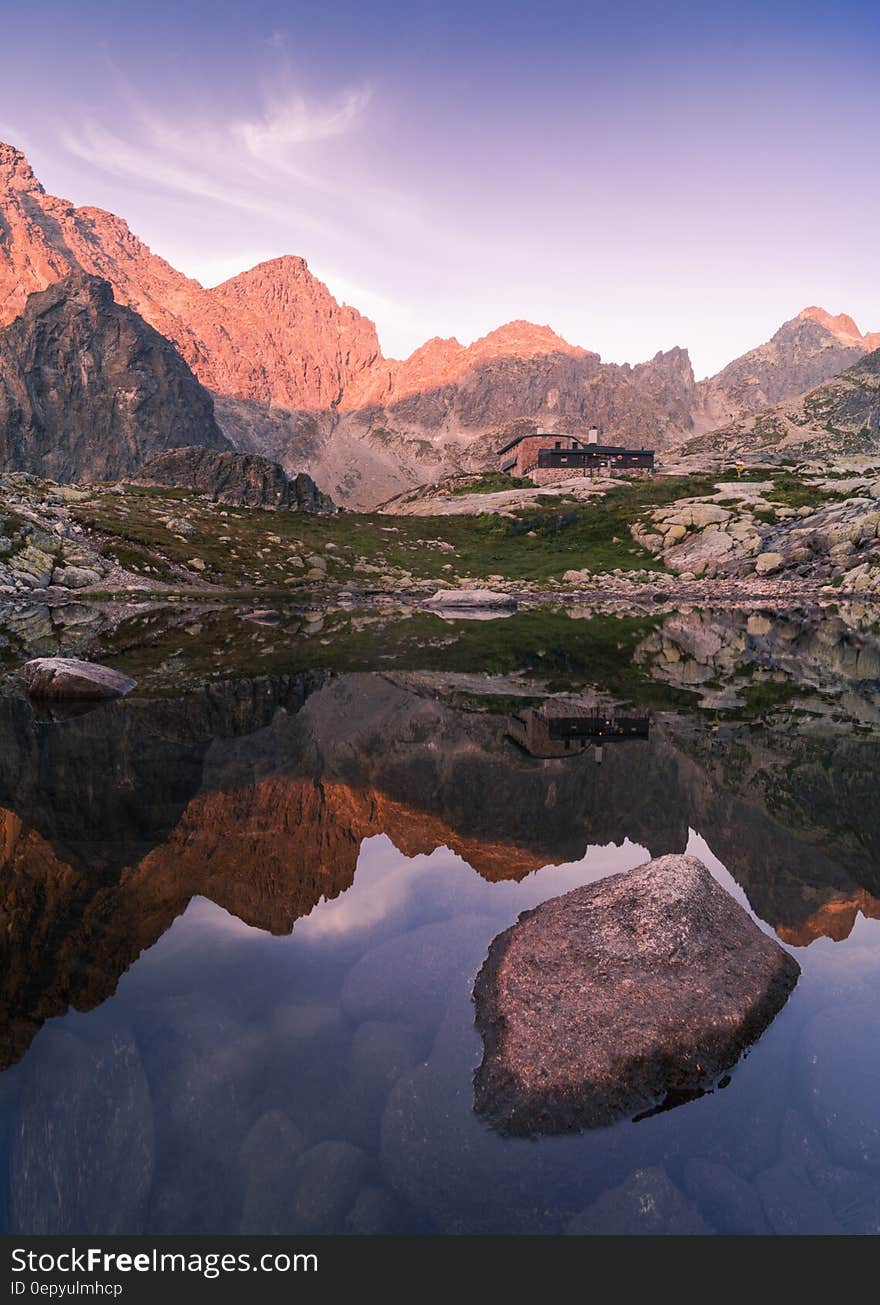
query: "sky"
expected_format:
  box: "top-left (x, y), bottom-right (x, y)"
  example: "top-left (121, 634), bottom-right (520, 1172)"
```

top-left (0, 0), bottom-right (877, 377)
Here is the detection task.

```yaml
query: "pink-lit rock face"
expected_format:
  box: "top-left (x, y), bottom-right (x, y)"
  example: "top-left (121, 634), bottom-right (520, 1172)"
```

top-left (0, 143), bottom-right (74, 321)
top-left (798, 305), bottom-right (878, 347)
top-left (351, 320), bottom-right (594, 407)
top-left (0, 142), bottom-right (593, 417)
top-left (209, 256), bottom-right (382, 409)
top-left (0, 143), bottom-right (381, 410)
top-left (0, 270), bottom-right (228, 481)
top-left (3, 140), bottom-right (876, 501)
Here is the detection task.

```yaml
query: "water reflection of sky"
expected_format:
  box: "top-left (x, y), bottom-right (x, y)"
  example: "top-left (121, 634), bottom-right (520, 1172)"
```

top-left (3, 601), bottom-right (880, 1234)
top-left (4, 828), bottom-right (879, 1236)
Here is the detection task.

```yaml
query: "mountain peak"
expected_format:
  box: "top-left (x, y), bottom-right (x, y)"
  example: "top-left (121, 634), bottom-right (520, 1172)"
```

top-left (0, 142), bottom-right (44, 195)
top-left (212, 254), bottom-right (311, 291)
top-left (0, 144), bottom-right (380, 408)
top-left (472, 319), bottom-right (588, 360)
top-left (30, 269), bottom-right (116, 314)
top-left (797, 305), bottom-right (864, 344)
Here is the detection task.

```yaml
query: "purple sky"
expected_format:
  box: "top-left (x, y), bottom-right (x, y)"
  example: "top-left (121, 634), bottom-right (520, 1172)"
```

top-left (1, 0), bottom-right (877, 376)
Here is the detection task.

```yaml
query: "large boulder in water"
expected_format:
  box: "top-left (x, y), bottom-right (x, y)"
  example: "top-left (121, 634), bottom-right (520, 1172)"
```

top-left (18, 657), bottom-right (136, 700)
top-left (473, 854), bottom-right (799, 1136)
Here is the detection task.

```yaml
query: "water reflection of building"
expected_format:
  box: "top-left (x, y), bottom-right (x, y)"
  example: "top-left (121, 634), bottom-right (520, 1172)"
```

top-left (507, 706), bottom-right (650, 760)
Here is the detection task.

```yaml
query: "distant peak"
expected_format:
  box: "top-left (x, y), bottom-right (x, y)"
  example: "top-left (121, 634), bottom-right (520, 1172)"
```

top-left (798, 305), bottom-right (864, 344)
top-left (479, 319), bottom-right (579, 346)
top-left (468, 319), bottom-right (589, 360)
top-left (0, 141), bottom-right (44, 194)
top-left (214, 254), bottom-right (310, 290)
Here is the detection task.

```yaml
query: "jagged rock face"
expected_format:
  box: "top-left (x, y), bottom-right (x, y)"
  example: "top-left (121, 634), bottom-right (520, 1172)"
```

top-left (686, 349), bottom-right (880, 460)
top-left (0, 142), bottom-right (694, 506)
top-left (350, 321), bottom-right (594, 408)
top-left (2, 141), bottom-right (877, 500)
top-left (210, 258), bottom-right (381, 409)
top-left (346, 345), bottom-right (696, 447)
top-left (692, 316), bottom-right (869, 436)
top-left (800, 305), bottom-right (880, 353)
top-left (134, 446), bottom-right (335, 512)
top-left (0, 272), bottom-right (228, 481)
top-left (288, 345), bottom-right (697, 506)
top-left (0, 144), bottom-right (380, 410)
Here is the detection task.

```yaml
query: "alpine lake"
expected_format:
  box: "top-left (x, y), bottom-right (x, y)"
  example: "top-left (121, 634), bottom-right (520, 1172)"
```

top-left (1, 595), bottom-right (879, 1236)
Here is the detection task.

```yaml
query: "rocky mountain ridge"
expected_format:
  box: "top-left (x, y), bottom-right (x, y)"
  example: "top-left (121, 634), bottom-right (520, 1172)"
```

top-left (690, 314), bottom-right (872, 438)
top-left (2, 141), bottom-right (878, 504)
top-left (684, 347), bottom-right (880, 459)
top-left (0, 143), bottom-right (381, 411)
top-left (799, 306), bottom-right (880, 352)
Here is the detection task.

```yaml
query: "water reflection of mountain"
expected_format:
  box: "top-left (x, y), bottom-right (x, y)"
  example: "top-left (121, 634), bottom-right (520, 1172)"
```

top-left (2, 667), bottom-right (880, 1069)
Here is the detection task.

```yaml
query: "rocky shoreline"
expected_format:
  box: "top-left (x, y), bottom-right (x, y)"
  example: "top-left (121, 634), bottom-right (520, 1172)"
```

top-left (2, 576), bottom-right (878, 614)
top-left (5, 466), bottom-right (880, 610)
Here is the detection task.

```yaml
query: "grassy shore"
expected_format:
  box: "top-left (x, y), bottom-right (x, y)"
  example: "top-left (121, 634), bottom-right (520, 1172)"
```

top-left (67, 474), bottom-right (772, 591)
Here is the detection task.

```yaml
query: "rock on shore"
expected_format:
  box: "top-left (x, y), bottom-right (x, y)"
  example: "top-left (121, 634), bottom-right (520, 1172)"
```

top-left (133, 447), bottom-right (336, 513)
top-left (424, 589), bottom-right (517, 611)
top-left (473, 854), bottom-right (799, 1136)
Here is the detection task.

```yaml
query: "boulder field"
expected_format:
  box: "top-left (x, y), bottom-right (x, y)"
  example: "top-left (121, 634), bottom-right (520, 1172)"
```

top-left (632, 483), bottom-right (880, 590)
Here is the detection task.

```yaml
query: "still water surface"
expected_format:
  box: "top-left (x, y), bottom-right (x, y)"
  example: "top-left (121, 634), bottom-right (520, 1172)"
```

top-left (1, 602), bottom-right (879, 1234)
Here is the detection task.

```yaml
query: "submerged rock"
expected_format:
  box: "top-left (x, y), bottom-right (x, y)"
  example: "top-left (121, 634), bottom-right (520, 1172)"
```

top-left (565, 1167), bottom-right (711, 1235)
top-left (473, 854), bottom-right (799, 1136)
top-left (18, 656), bottom-right (136, 700)
top-left (11, 1022), bottom-right (154, 1234)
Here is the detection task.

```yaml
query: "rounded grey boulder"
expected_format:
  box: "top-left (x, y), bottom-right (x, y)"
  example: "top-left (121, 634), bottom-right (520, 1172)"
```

top-left (473, 854), bottom-right (800, 1136)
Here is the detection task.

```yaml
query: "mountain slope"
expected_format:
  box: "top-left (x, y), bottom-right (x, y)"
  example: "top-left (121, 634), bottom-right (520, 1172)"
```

top-left (0, 271), bottom-right (227, 481)
top-left (690, 311), bottom-right (872, 438)
top-left (683, 347), bottom-right (880, 457)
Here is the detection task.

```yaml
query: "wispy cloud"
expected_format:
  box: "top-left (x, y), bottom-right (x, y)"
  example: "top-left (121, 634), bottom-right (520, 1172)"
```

top-left (52, 68), bottom-right (438, 345)
top-left (235, 86), bottom-right (370, 159)
top-left (53, 63), bottom-right (438, 338)
top-left (59, 78), bottom-right (377, 235)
